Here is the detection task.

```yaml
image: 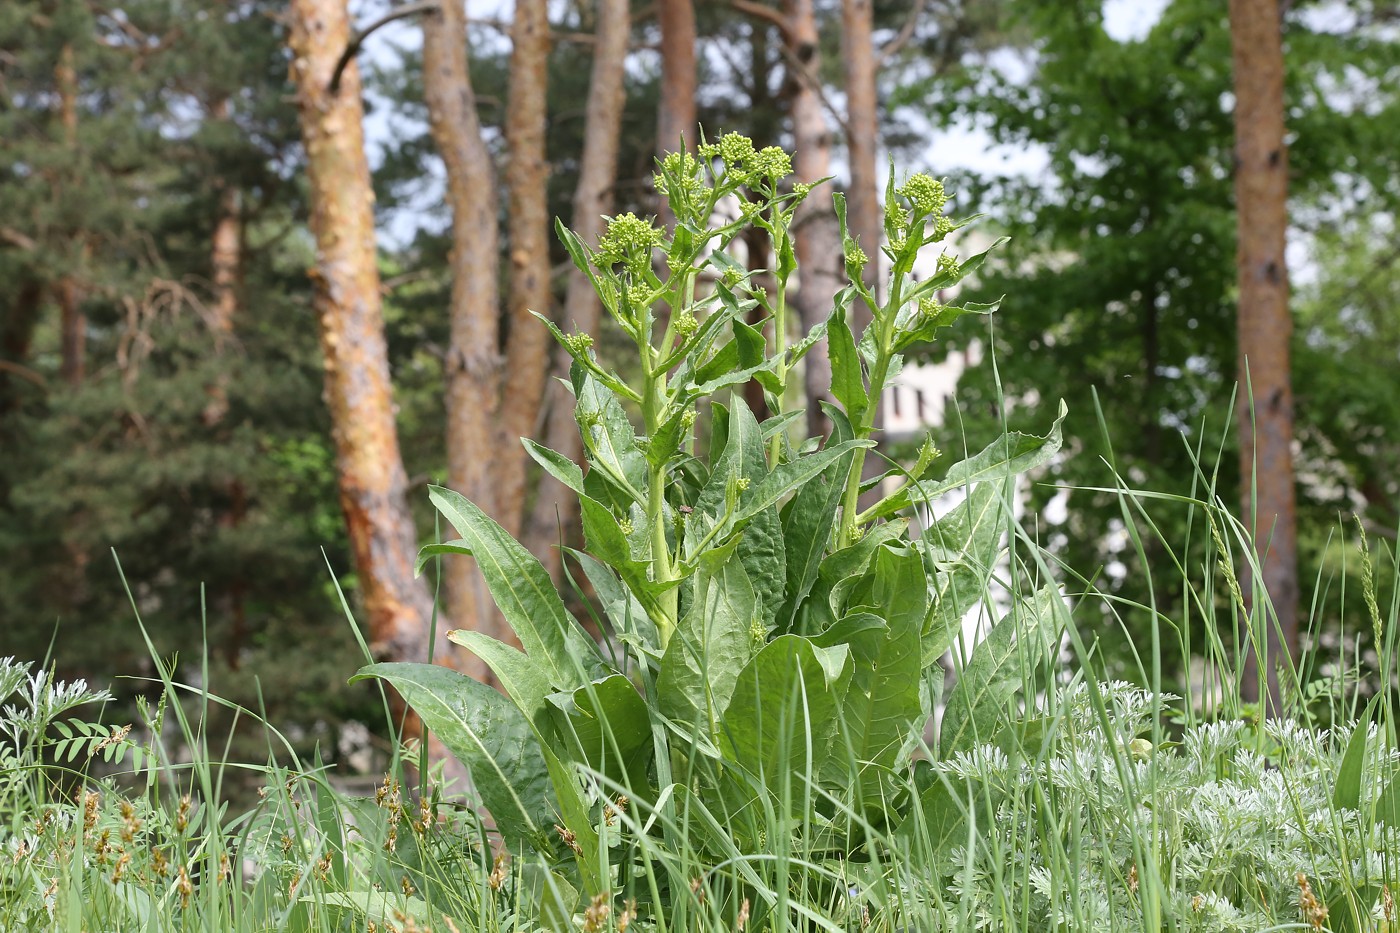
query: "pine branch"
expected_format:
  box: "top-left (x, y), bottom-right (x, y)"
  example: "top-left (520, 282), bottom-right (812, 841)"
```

top-left (330, 0), bottom-right (441, 94)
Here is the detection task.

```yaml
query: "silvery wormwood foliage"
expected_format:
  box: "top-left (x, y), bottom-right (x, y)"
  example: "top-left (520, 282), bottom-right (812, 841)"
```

top-left (0, 656), bottom-right (112, 743)
top-left (926, 681), bottom-right (1399, 931)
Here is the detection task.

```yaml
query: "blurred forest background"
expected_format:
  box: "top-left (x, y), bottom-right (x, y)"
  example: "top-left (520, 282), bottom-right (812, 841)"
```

top-left (2, 0), bottom-right (1398, 770)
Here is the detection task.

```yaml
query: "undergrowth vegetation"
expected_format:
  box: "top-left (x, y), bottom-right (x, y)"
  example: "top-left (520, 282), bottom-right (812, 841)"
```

top-left (3, 144), bottom-right (1399, 932)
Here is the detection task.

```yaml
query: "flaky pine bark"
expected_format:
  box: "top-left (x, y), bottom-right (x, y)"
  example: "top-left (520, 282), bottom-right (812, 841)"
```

top-left (785, 0), bottom-right (840, 439)
top-left (287, 0), bottom-right (443, 668)
top-left (656, 0), bottom-right (697, 229)
top-left (1230, 0), bottom-right (1298, 714)
top-left (498, 0), bottom-right (552, 534)
top-left (421, 0), bottom-right (507, 679)
top-left (525, 0), bottom-right (630, 581)
top-left (840, 0), bottom-right (879, 324)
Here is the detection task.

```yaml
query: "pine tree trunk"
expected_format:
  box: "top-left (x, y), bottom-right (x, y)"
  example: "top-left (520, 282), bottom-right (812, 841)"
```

top-left (785, 0), bottom-right (839, 439)
top-left (1229, 0), bottom-right (1298, 714)
top-left (840, 0), bottom-right (879, 320)
top-left (421, 0), bottom-right (509, 680)
top-left (497, 0), bottom-right (552, 536)
top-left (287, 0), bottom-right (443, 670)
top-left (657, 0), bottom-right (697, 230)
top-left (525, 0), bottom-right (630, 582)
top-left (56, 41), bottom-right (85, 387)
top-left (840, 0), bottom-right (883, 499)
top-left (0, 280), bottom-right (43, 416)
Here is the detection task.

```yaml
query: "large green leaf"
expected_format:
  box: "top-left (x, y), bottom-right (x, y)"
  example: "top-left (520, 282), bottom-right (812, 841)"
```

top-left (687, 395), bottom-right (785, 628)
top-left (566, 549), bottom-right (660, 651)
top-left (1332, 696), bottom-right (1380, 811)
top-left (920, 482), bottom-right (1007, 666)
top-left (719, 634), bottom-right (852, 803)
top-left (836, 546), bottom-right (927, 776)
top-left (547, 674), bottom-right (652, 789)
top-left (777, 406), bottom-right (855, 632)
top-left (351, 663), bottom-right (552, 849)
top-left (939, 586), bottom-right (1062, 756)
top-left (428, 486), bottom-right (608, 691)
top-left (522, 439), bottom-right (585, 496)
top-left (657, 552), bottom-right (757, 734)
top-left (827, 302), bottom-right (868, 421)
top-left (577, 493), bottom-right (677, 627)
top-left (573, 369), bottom-right (649, 510)
top-left (865, 401), bottom-right (1066, 521)
top-left (732, 439), bottom-right (874, 526)
top-left (445, 630), bottom-right (552, 730)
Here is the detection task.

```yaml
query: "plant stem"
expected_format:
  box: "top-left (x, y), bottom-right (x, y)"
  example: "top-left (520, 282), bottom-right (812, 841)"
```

top-left (768, 266), bottom-right (789, 467)
top-left (838, 257), bottom-right (909, 543)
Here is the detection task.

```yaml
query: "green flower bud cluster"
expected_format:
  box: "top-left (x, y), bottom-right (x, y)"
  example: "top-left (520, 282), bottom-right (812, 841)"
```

top-left (917, 297), bottom-right (944, 318)
top-left (749, 146), bottom-right (792, 180)
top-left (721, 267), bottom-right (743, 288)
top-left (675, 308), bottom-right (699, 338)
top-left (897, 173), bottom-right (948, 217)
top-left (936, 252), bottom-right (961, 279)
top-left (598, 212), bottom-right (662, 276)
top-left (697, 133), bottom-right (791, 183)
top-left (626, 283), bottom-right (651, 309)
top-left (618, 517), bottom-right (635, 536)
top-left (680, 409), bottom-right (697, 430)
top-left (845, 243), bottom-right (869, 272)
top-left (735, 477), bottom-right (751, 492)
top-left (653, 151), bottom-right (705, 200)
top-left (563, 331), bottom-right (595, 355)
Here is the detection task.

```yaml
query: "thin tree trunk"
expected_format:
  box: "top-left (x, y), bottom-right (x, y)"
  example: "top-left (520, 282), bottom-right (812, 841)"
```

top-left (656, 0), bottom-right (697, 230)
top-left (1230, 0), bottom-right (1297, 714)
top-left (56, 42), bottom-right (85, 387)
top-left (785, 0), bottom-right (839, 439)
top-left (287, 0), bottom-right (444, 670)
top-left (0, 280), bottom-right (43, 416)
top-left (840, 0), bottom-right (879, 321)
top-left (525, 0), bottom-right (630, 582)
top-left (497, 0), bottom-right (553, 536)
top-left (421, 0), bottom-right (508, 681)
top-left (841, 0), bottom-right (883, 499)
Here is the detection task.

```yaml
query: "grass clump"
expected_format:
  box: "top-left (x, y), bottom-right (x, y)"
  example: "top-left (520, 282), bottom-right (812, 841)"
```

top-left (3, 144), bottom-right (1400, 932)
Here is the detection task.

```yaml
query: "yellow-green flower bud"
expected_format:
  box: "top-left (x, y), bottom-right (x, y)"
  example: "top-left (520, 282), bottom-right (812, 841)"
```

top-left (718, 132), bottom-right (756, 169)
top-left (936, 252), bottom-right (961, 279)
top-left (563, 332), bottom-right (595, 355)
top-left (751, 146), bottom-right (792, 180)
top-left (675, 309), bottom-right (699, 338)
top-left (897, 173), bottom-right (948, 216)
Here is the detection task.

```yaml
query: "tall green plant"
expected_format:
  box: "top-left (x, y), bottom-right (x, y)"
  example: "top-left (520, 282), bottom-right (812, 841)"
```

top-left (355, 140), bottom-right (1066, 917)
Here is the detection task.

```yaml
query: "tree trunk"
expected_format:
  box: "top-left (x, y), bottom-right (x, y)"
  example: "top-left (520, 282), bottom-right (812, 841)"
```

top-left (785, 0), bottom-right (839, 439)
top-left (656, 0), bottom-right (697, 229)
top-left (840, 0), bottom-right (879, 319)
top-left (421, 0), bottom-right (509, 680)
top-left (497, 0), bottom-right (553, 536)
top-left (1229, 0), bottom-right (1298, 714)
top-left (287, 0), bottom-right (443, 670)
top-left (56, 41), bottom-right (85, 387)
top-left (0, 280), bottom-right (43, 416)
top-left (840, 0), bottom-right (883, 499)
top-left (524, 0), bottom-right (630, 582)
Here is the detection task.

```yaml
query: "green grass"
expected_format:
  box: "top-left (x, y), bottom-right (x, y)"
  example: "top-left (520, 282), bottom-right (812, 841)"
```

top-left (3, 474), bottom-right (1399, 933)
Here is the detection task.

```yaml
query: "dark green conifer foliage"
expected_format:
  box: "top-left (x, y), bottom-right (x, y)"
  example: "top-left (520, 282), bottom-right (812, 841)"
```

top-left (0, 0), bottom-right (371, 769)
